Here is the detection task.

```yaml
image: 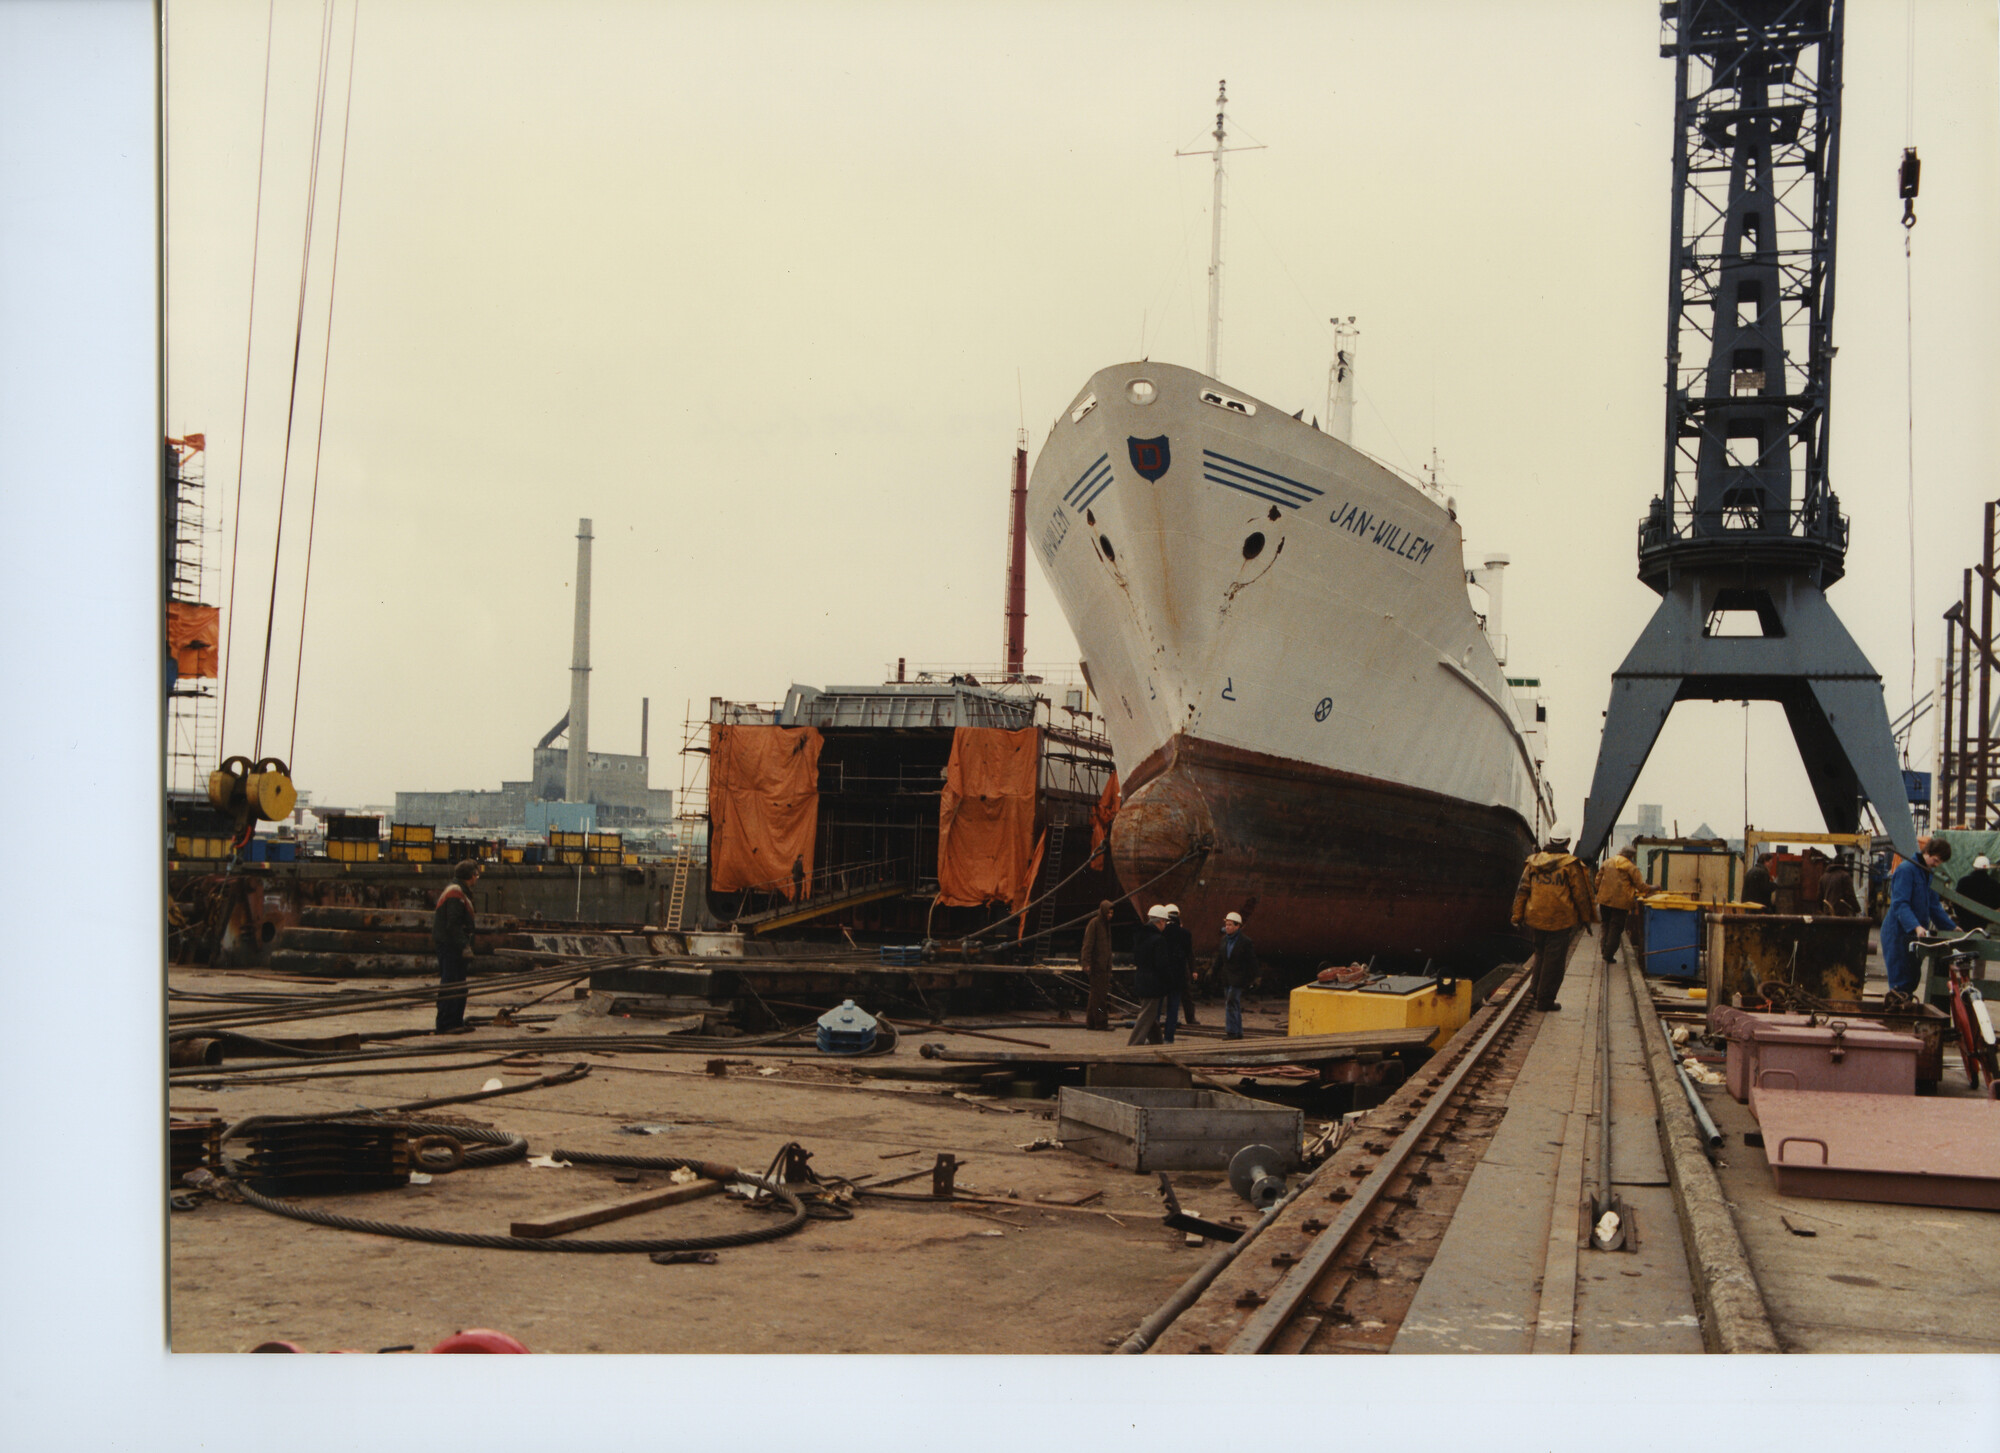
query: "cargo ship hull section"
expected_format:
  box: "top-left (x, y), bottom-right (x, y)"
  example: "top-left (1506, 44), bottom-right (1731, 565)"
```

top-left (1113, 732), bottom-right (1533, 963)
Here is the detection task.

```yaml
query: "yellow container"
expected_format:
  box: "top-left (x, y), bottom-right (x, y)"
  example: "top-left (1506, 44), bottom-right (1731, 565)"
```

top-left (501, 846), bottom-right (525, 864)
top-left (1287, 976), bottom-right (1474, 1050)
top-left (329, 840), bottom-right (380, 863)
top-left (391, 823), bottom-right (436, 844)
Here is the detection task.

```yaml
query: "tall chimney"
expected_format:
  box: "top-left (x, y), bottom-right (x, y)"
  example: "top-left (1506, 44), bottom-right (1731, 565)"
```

top-left (565, 518), bottom-right (593, 804)
top-left (640, 696), bottom-right (649, 760)
top-left (1002, 430), bottom-right (1028, 679)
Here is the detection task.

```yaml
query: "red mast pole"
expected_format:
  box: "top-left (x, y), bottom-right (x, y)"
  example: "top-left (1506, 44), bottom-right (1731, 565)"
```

top-left (1003, 430), bottom-right (1028, 679)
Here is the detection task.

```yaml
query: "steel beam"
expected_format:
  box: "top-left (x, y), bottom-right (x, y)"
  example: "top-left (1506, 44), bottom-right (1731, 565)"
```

top-left (1581, 571), bottom-right (1918, 860)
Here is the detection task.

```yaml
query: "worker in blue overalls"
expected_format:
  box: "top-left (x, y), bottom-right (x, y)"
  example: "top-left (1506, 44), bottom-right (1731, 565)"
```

top-left (1884, 838), bottom-right (1957, 1002)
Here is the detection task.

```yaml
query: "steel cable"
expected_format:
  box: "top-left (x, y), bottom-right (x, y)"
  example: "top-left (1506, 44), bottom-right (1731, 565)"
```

top-left (959, 842), bottom-right (1207, 949)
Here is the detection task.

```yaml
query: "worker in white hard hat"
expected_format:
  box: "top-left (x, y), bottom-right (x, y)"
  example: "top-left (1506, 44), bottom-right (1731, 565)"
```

top-left (1510, 825), bottom-right (1596, 1013)
top-left (1126, 906), bottom-right (1177, 1045)
top-left (1955, 852), bottom-right (2000, 919)
top-left (1210, 910), bottom-right (1260, 1039)
top-left (1162, 904), bottom-right (1197, 1028)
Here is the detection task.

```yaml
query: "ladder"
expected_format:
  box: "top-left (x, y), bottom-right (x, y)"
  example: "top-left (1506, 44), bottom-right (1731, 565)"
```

top-left (1032, 820), bottom-right (1069, 956)
top-left (664, 850), bottom-right (693, 930)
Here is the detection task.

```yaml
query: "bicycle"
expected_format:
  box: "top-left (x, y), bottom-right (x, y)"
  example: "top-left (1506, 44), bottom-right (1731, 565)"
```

top-left (1940, 940), bottom-right (1999, 1095)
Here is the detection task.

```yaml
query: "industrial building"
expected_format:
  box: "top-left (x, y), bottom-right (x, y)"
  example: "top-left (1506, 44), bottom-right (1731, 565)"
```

top-left (390, 519), bottom-right (671, 833)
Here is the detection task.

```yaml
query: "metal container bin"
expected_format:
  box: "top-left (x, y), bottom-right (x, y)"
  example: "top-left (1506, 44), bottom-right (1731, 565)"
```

top-left (1641, 903), bottom-right (1702, 978)
top-left (1704, 911), bottom-right (1872, 1006)
top-left (1710, 1004), bottom-right (1814, 1101)
top-left (1055, 1086), bottom-right (1302, 1174)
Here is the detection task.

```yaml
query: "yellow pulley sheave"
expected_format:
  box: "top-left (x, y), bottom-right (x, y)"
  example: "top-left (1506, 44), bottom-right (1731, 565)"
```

top-left (207, 755), bottom-right (298, 828)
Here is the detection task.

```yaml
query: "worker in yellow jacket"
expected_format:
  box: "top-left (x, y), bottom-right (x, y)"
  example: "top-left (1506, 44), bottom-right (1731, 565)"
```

top-left (1510, 827), bottom-right (1598, 1012)
top-left (1594, 844), bottom-right (1646, 967)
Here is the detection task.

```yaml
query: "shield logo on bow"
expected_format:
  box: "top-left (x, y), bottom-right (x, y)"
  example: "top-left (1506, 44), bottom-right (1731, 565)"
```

top-left (1127, 435), bottom-right (1171, 482)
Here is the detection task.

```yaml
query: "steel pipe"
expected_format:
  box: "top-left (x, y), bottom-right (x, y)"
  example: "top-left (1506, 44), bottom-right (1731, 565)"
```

top-left (1114, 1182), bottom-right (1304, 1354)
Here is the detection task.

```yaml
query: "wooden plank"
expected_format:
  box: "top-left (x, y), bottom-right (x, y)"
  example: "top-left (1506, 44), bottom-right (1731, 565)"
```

top-left (510, 1178), bottom-right (722, 1238)
top-left (918, 1026), bottom-right (1435, 1067)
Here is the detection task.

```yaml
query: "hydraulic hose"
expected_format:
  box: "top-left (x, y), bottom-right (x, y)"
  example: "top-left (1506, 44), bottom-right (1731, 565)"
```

top-left (226, 1145), bottom-right (812, 1253)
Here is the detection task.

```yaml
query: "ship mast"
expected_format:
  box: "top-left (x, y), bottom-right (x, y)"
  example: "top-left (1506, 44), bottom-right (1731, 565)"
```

top-left (1204, 82), bottom-right (1227, 377)
top-left (1327, 316), bottom-right (1358, 443)
top-left (1178, 82), bottom-right (1262, 380)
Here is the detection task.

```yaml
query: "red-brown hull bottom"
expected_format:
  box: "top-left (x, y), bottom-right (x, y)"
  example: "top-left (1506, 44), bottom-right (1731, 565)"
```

top-left (1109, 734), bottom-right (1534, 964)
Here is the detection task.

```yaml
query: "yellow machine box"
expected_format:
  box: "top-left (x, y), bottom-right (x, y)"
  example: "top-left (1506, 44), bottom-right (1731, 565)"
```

top-left (1287, 974), bottom-right (1472, 1050)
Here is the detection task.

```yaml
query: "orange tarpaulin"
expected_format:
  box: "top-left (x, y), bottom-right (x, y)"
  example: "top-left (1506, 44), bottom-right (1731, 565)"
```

top-left (708, 723), bottom-right (822, 898)
top-left (166, 602), bottom-right (220, 678)
top-left (1089, 770), bottom-right (1120, 859)
top-left (937, 726), bottom-right (1041, 908)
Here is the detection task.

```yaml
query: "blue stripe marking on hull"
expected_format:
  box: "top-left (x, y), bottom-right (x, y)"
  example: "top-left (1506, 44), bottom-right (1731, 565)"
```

top-left (1201, 447), bottom-right (1322, 512)
top-left (1064, 454), bottom-right (1110, 507)
top-left (1206, 474), bottom-right (1310, 510)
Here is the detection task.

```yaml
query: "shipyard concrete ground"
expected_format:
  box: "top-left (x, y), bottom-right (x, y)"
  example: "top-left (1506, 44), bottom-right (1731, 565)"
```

top-left (1644, 957), bottom-right (2000, 1355)
top-left (167, 971), bottom-right (1308, 1354)
top-left (167, 934), bottom-right (2000, 1360)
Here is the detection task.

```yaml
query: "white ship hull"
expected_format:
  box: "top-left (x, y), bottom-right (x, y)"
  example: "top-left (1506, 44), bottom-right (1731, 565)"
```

top-left (1028, 362), bottom-right (1545, 961)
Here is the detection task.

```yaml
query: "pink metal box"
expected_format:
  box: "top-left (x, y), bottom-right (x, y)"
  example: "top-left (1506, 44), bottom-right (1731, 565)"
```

top-left (1744, 1020), bottom-right (1916, 1116)
top-left (1710, 1006), bottom-right (1813, 1102)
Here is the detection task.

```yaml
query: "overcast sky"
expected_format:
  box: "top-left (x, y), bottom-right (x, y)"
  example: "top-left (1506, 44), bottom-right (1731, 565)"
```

top-left (6, 2), bottom-right (1999, 1434)
top-left (163, 0), bottom-right (1999, 840)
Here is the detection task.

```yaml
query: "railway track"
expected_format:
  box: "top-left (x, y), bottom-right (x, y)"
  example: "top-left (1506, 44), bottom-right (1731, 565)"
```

top-left (1135, 967), bottom-right (1544, 1354)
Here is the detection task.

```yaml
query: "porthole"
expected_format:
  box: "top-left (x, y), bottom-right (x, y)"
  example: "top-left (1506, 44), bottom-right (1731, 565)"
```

top-left (1242, 532), bottom-right (1265, 561)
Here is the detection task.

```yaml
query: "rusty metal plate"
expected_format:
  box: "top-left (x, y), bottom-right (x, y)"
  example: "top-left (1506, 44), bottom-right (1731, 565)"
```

top-left (1705, 912), bottom-right (1872, 1007)
top-left (1751, 1088), bottom-right (2000, 1210)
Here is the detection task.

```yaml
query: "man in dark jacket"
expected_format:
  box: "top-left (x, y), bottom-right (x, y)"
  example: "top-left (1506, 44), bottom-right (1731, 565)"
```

top-left (1211, 911), bottom-right (1259, 1039)
top-left (1742, 854), bottom-right (1776, 909)
top-left (1819, 855), bottom-right (1862, 917)
top-left (1080, 899), bottom-right (1115, 1031)
top-left (1164, 904), bottom-right (1197, 1028)
top-left (1126, 906), bottom-right (1176, 1045)
top-left (432, 859), bottom-right (481, 1033)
